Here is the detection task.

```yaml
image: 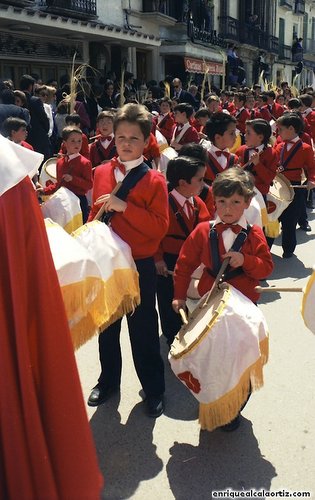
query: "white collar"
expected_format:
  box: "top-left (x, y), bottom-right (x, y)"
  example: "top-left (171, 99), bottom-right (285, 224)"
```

top-left (100, 133), bottom-right (114, 144)
top-left (209, 144), bottom-right (229, 154)
top-left (117, 155), bottom-right (144, 172)
top-left (68, 152), bottom-right (81, 160)
top-left (290, 136), bottom-right (300, 143)
top-left (303, 108), bottom-right (312, 116)
top-left (0, 135), bottom-right (43, 196)
top-left (214, 214), bottom-right (247, 229)
top-left (170, 189), bottom-right (193, 207)
top-left (249, 144), bottom-right (265, 153)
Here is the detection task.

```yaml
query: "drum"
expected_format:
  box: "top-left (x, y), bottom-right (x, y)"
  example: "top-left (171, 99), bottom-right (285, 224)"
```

top-left (45, 219), bottom-right (104, 349)
top-left (39, 157), bottom-right (57, 187)
top-left (159, 147), bottom-right (178, 175)
top-left (302, 268), bottom-right (315, 335)
top-left (41, 186), bottom-right (83, 234)
top-left (169, 283), bottom-right (269, 431)
top-left (73, 220), bottom-right (140, 330)
top-left (266, 173), bottom-right (294, 221)
top-left (229, 132), bottom-right (241, 154)
top-left (245, 188), bottom-right (268, 228)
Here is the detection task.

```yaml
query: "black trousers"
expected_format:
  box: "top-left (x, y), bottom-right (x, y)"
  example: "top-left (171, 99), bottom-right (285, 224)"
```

top-left (279, 185), bottom-right (305, 254)
top-left (98, 257), bottom-right (165, 398)
top-left (78, 194), bottom-right (89, 224)
top-left (156, 253), bottom-right (182, 346)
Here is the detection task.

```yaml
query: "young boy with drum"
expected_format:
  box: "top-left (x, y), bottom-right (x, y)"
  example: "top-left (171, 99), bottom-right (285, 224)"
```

top-left (89, 110), bottom-right (116, 168)
top-left (155, 155), bottom-right (210, 348)
top-left (87, 103), bottom-right (168, 418)
top-left (37, 126), bottom-right (92, 223)
top-left (172, 168), bottom-right (273, 430)
top-left (274, 113), bottom-right (315, 257)
top-left (59, 113), bottom-right (90, 160)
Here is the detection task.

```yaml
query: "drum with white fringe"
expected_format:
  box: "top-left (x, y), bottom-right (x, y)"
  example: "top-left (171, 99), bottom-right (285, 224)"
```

top-left (41, 186), bottom-right (83, 234)
top-left (39, 157), bottom-right (57, 187)
top-left (266, 173), bottom-right (294, 221)
top-left (169, 283), bottom-right (269, 431)
top-left (159, 146), bottom-right (178, 175)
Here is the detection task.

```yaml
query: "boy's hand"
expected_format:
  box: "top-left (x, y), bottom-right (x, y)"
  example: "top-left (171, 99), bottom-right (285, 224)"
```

top-left (62, 174), bottom-right (73, 182)
top-left (198, 131), bottom-right (207, 140)
top-left (172, 299), bottom-right (186, 313)
top-left (222, 251), bottom-right (244, 268)
top-left (250, 152), bottom-right (260, 165)
top-left (170, 140), bottom-right (181, 151)
top-left (155, 260), bottom-right (169, 277)
top-left (102, 194), bottom-right (127, 213)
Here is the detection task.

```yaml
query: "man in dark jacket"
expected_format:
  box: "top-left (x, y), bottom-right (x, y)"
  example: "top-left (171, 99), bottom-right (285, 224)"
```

top-left (0, 84), bottom-right (30, 131)
top-left (172, 78), bottom-right (198, 110)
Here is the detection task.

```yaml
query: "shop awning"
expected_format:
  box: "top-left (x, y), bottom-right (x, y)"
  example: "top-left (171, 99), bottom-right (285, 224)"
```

top-left (184, 57), bottom-right (224, 75)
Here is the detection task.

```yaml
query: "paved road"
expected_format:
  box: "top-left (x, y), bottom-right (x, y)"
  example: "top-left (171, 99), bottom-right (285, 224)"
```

top-left (76, 208), bottom-right (315, 500)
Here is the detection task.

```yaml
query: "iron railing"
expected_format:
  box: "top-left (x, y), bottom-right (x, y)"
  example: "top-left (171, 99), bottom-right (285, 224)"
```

top-left (38, 0), bottom-right (97, 19)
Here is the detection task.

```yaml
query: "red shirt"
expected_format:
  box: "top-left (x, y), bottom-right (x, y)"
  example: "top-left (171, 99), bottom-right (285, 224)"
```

top-left (88, 162), bottom-right (169, 260)
top-left (173, 221), bottom-right (274, 303)
top-left (155, 193), bottom-right (210, 261)
top-left (171, 124), bottom-right (199, 145)
top-left (274, 140), bottom-right (315, 183)
top-left (43, 154), bottom-right (93, 196)
top-left (233, 108), bottom-right (251, 134)
top-left (235, 145), bottom-right (278, 195)
top-left (60, 133), bottom-right (90, 160)
top-left (303, 110), bottom-right (315, 142)
top-left (254, 106), bottom-right (272, 122)
top-left (89, 137), bottom-right (116, 168)
top-left (205, 150), bottom-right (238, 184)
top-left (20, 140), bottom-right (34, 151)
top-left (274, 132), bottom-right (312, 147)
top-left (143, 132), bottom-right (160, 161)
top-left (154, 113), bottom-right (175, 143)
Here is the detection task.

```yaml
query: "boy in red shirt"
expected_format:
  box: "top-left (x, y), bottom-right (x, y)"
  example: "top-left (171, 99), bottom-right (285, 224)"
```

top-left (2, 117), bottom-right (33, 150)
top-left (88, 103), bottom-right (168, 417)
top-left (172, 167), bottom-right (273, 430)
top-left (233, 92), bottom-right (250, 139)
top-left (155, 155), bottom-right (210, 347)
top-left (59, 114), bottom-right (90, 160)
top-left (37, 126), bottom-right (92, 222)
top-left (89, 110), bottom-right (116, 168)
top-left (154, 97), bottom-right (174, 144)
top-left (170, 103), bottom-right (199, 151)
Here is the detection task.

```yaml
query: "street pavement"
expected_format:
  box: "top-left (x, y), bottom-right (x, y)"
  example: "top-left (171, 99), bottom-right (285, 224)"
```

top-left (76, 207), bottom-right (315, 500)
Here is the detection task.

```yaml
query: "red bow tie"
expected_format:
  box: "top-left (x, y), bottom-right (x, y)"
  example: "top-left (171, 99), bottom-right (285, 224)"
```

top-left (215, 150), bottom-right (229, 158)
top-left (102, 136), bottom-right (112, 141)
top-left (215, 222), bottom-right (242, 235)
top-left (112, 158), bottom-right (126, 175)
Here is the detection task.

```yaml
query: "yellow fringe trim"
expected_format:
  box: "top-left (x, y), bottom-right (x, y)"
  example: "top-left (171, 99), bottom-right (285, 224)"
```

top-left (159, 143), bottom-right (169, 153)
top-left (63, 213), bottom-right (83, 234)
top-left (264, 219), bottom-right (280, 238)
top-left (198, 336), bottom-right (269, 432)
top-left (260, 207), bottom-right (269, 228)
top-left (61, 268), bottom-right (140, 350)
top-left (301, 270), bottom-right (315, 331)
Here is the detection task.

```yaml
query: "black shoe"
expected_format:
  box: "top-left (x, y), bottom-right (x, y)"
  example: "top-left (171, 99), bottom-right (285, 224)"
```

top-left (220, 415), bottom-right (241, 432)
top-left (299, 224), bottom-right (311, 231)
top-left (282, 252), bottom-right (294, 259)
top-left (145, 396), bottom-right (164, 418)
top-left (87, 384), bottom-right (119, 407)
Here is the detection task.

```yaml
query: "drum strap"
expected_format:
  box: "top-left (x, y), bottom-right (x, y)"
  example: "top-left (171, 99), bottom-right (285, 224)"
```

top-left (207, 223), bottom-right (251, 280)
top-left (168, 194), bottom-right (199, 238)
top-left (279, 141), bottom-right (302, 172)
top-left (101, 163), bottom-right (149, 225)
top-left (207, 153), bottom-right (236, 179)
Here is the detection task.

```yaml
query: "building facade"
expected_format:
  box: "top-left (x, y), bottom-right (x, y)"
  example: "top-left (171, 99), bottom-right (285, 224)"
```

top-left (0, 0), bottom-right (314, 90)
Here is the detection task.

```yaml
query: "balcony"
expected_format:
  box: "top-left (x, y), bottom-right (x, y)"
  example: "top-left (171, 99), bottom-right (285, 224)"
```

top-left (278, 43), bottom-right (292, 60)
top-left (279, 0), bottom-right (293, 9)
top-left (0, 0), bottom-right (35, 6)
top-left (142, 0), bottom-right (178, 19)
top-left (305, 38), bottom-right (315, 53)
top-left (38, 0), bottom-right (97, 20)
top-left (218, 16), bottom-right (239, 42)
top-left (294, 0), bottom-right (305, 14)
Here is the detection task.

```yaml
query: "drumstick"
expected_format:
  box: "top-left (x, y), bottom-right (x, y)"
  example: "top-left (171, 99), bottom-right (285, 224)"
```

top-left (179, 307), bottom-right (188, 325)
top-left (93, 182), bottom-right (122, 221)
top-left (255, 286), bottom-right (303, 293)
top-left (203, 257), bottom-right (230, 307)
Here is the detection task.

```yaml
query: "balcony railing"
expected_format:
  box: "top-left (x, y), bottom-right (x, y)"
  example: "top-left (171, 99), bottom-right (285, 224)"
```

top-left (219, 16), bottom-right (279, 53)
top-left (142, 0), bottom-right (178, 19)
top-left (294, 0), bottom-right (305, 14)
top-left (38, 0), bottom-right (97, 20)
top-left (278, 43), bottom-right (292, 60)
top-left (218, 16), bottom-right (239, 41)
top-left (0, 0), bottom-right (35, 6)
top-left (279, 0), bottom-right (293, 9)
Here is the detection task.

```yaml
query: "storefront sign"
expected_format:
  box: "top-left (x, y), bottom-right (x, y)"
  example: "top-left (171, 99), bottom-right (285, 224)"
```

top-left (184, 57), bottom-right (224, 75)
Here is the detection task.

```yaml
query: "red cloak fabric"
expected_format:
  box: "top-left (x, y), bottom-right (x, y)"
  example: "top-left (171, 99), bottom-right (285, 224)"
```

top-left (0, 176), bottom-right (103, 500)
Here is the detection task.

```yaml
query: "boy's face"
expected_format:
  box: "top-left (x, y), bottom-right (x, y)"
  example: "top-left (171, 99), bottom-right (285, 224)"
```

top-left (64, 132), bottom-right (82, 155)
top-left (11, 127), bottom-right (27, 144)
top-left (174, 110), bottom-right (187, 124)
top-left (214, 122), bottom-right (237, 150)
top-left (160, 101), bottom-right (170, 114)
top-left (207, 100), bottom-right (219, 113)
top-left (115, 121), bottom-right (149, 162)
top-left (98, 117), bottom-right (113, 137)
top-left (234, 97), bottom-right (242, 109)
top-left (246, 97), bottom-right (255, 109)
top-left (215, 192), bottom-right (251, 224)
top-left (256, 97), bottom-right (263, 107)
top-left (196, 115), bottom-right (209, 126)
top-left (179, 166), bottom-right (206, 197)
top-left (277, 124), bottom-right (297, 141)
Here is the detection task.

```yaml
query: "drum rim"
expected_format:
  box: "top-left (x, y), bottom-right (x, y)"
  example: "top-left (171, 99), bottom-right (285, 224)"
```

top-left (269, 173), bottom-right (294, 202)
top-left (42, 157), bottom-right (57, 179)
top-left (170, 285), bottom-right (230, 359)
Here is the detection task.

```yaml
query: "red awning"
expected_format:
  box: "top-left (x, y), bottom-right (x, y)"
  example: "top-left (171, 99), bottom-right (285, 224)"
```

top-left (184, 57), bottom-right (224, 75)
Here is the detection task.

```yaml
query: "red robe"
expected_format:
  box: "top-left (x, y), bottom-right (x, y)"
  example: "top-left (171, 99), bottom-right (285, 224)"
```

top-left (235, 145), bottom-right (278, 195)
top-left (171, 124), bottom-right (199, 145)
top-left (233, 108), bottom-right (251, 134)
top-left (0, 176), bottom-right (103, 499)
top-left (154, 113), bottom-right (175, 143)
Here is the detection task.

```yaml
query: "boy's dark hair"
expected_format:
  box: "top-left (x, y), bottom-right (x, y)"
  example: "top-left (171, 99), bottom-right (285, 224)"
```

top-left (178, 143), bottom-right (208, 163)
top-left (195, 108), bottom-right (211, 119)
top-left (19, 74), bottom-right (35, 91)
top-left (277, 112), bottom-right (304, 134)
top-left (62, 126), bottom-right (82, 141)
top-left (245, 119), bottom-right (272, 144)
top-left (299, 94), bottom-right (313, 108)
top-left (234, 92), bottom-right (246, 105)
top-left (1, 117), bottom-right (27, 137)
top-left (287, 98), bottom-right (301, 110)
top-left (212, 167), bottom-right (255, 202)
top-left (65, 113), bottom-right (81, 125)
top-left (96, 110), bottom-right (114, 122)
top-left (159, 96), bottom-right (172, 106)
top-left (173, 103), bottom-right (194, 119)
top-left (204, 112), bottom-right (236, 142)
top-left (265, 90), bottom-right (276, 100)
top-left (166, 156), bottom-right (205, 189)
top-left (114, 103), bottom-right (152, 139)
top-left (257, 94), bottom-right (268, 103)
